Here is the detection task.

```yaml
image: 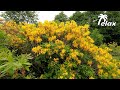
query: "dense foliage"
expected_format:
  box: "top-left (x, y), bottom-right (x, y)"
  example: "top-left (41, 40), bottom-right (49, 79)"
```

top-left (54, 11), bottom-right (68, 22)
top-left (0, 20), bottom-right (120, 79)
top-left (1, 11), bottom-right (38, 24)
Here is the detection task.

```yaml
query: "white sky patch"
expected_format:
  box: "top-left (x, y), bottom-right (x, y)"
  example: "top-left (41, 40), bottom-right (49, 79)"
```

top-left (37, 11), bottom-right (76, 22)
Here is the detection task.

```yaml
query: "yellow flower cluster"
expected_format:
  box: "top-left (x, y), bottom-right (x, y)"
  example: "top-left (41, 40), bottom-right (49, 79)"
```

top-left (2, 20), bottom-right (120, 79)
top-left (65, 33), bottom-right (74, 41)
top-left (32, 46), bottom-right (42, 54)
top-left (58, 64), bottom-right (75, 79)
top-left (87, 60), bottom-right (92, 66)
top-left (70, 49), bottom-right (79, 59)
top-left (21, 24), bottom-right (45, 43)
top-left (48, 36), bottom-right (56, 42)
top-left (0, 21), bottom-right (25, 47)
top-left (53, 58), bottom-right (59, 62)
top-left (27, 20), bottom-right (120, 78)
top-left (32, 45), bottom-right (49, 55)
top-left (60, 49), bottom-right (66, 59)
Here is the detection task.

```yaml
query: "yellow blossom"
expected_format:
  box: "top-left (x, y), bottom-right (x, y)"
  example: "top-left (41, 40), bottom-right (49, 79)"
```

top-left (59, 76), bottom-right (63, 79)
top-left (68, 63), bottom-right (72, 67)
top-left (112, 73), bottom-right (116, 78)
top-left (53, 58), bottom-right (59, 62)
top-left (77, 60), bottom-right (81, 64)
top-left (89, 77), bottom-right (94, 79)
top-left (35, 37), bottom-right (42, 43)
top-left (61, 49), bottom-right (66, 54)
top-left (98, 69), bottom-right (103, 75)
top-left (65, 33), bottom-right (73, 41)
top-left (32, 46), bottom-right (41, 53)
top-left (117, 70), bottom-right (120, 74)
top-left (104, 72), bottom-right (108, 77)
top-left (97, 64), bottom-right (102, 69)
top-left (73, 41), bottom-right (78, 48)
top-left (46, 44), bottom-right (51, 48)
top-left (48, 36), bottom-right (56, 41)
top-left (87, 61), bottom-right (92, 66)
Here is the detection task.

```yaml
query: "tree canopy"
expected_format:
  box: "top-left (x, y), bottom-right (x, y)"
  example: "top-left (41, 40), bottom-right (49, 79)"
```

top-left (54, 11), bottom-right (68, 22)
top-left (1, 11), bottom-right (38, 24)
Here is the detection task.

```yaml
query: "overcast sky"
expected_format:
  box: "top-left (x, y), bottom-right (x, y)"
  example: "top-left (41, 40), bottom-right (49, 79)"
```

top-left (37, 11), bottom-right (76, 22)
top-left (0, 11), bottom-right (84, 22)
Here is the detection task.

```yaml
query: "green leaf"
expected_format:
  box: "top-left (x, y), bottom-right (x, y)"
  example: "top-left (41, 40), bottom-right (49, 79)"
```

top-left (25, 66), bottom-right (30, 71)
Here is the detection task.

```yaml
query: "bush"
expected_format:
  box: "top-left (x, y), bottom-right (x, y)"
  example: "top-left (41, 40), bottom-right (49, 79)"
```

top-left (22, 20), bottom-right (120, 79)
top-left (0, 30), bottom-right (9, 47)
top-left (1, 20), bottom-right (120, 79)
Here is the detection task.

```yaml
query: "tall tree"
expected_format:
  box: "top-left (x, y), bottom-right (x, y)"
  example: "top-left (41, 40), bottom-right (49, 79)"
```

top-left (69, 11), bottom-right (87, 25)
top-left (69, 11), bottom-right (104, 28)
top-left (85, 11), bottom-right (105, 29)
top-left (54, 11), bottom-right (68, 22)
top-left (99, 11), bottom-right (120, 44)
top-left (1, 11), bottom-right (38, 23)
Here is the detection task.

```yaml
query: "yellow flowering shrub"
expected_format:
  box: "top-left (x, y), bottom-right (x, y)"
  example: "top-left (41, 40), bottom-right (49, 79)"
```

top-left (1, 20), bottom-right (120, 79)
top-left (0, 21), bottom-right (25, 51)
